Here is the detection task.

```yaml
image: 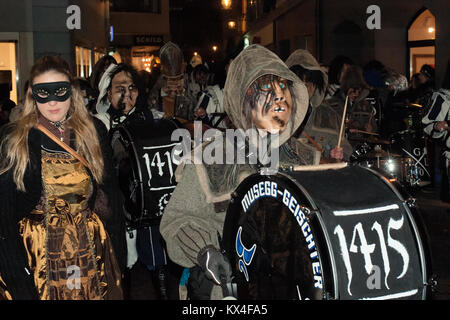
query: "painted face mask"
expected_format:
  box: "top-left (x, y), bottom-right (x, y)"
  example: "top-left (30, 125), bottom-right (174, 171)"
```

top-left (162, 75), bottom-right (185, 97)
top-left (32, 81), bottom-right (72, 103)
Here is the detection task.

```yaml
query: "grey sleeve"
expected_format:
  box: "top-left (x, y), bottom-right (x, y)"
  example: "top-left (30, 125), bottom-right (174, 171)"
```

top-left (159, 164), bottom-right (222, 268)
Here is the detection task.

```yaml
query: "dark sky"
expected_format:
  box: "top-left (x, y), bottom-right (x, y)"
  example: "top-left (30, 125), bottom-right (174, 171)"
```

top-left (170, 0), bottom-right (224, 58)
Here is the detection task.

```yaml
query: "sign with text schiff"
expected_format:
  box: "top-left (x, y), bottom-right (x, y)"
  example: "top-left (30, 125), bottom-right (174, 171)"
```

top-left (134, 35), bottom-right (164, 46)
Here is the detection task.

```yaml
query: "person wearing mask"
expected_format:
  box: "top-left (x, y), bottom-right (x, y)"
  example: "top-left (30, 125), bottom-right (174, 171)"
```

top-left (95, 62), bottom-right (182, 300)
top-left (0, 55), bottom-right (126, 300)
top-left (325, 55), bottom-right (354, 100)
top-left (328, 65), bottom-right (377, 147)
top-left (286, 49), bottom-right (352, 162)
top-left (147, 42), bottom-right (197, 122)
top-left (160, 44), bottom-right (313, 300)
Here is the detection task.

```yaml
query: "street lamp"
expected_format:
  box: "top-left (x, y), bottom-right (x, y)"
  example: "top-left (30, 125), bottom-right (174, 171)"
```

top-left (221, 0), bottom-right (232, 10)
top-left (227, 20), bottom-right (236, 29)
top-left (212, 45), bottom-right (218, 52)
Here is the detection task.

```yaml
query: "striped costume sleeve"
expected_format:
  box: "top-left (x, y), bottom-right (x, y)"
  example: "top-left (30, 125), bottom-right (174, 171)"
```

top-left (422, 93), bottom-right (450, 139)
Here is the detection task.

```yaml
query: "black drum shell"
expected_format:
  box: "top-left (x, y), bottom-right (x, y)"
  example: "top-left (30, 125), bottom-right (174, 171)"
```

top-left (110, 116), bottom-right (180, 228)
top-left (223, 165), bottom-right (432, 300)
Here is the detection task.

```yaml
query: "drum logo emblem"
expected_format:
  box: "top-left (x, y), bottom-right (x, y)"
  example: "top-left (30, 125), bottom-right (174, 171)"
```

top-left (235, 226), bottom-right (257, 282)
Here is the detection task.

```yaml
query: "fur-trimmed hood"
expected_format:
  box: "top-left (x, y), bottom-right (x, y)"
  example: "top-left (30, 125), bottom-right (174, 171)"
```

top-left (223, 44), bottom-right (309, 147)
top-left (285, 49), bottom-right (328, 108)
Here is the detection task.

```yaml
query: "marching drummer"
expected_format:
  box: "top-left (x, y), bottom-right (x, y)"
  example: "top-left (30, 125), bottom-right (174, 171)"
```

top-left (327, 65), bottom-right (378, 149)
top-left (147, 41), bottom-right (197, 123)
top-left (94, 63), bottom-right (182, 300)
top-left (285, 49), bottom-right (352, 162)
top-left (160, 44), bottom-right (313, 300)
top-left (94, 63), bottom-right (146, 130)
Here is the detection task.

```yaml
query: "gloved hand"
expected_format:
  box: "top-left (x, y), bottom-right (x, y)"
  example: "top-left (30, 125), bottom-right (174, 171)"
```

top-left (197, 245), bottom-right (232, 286)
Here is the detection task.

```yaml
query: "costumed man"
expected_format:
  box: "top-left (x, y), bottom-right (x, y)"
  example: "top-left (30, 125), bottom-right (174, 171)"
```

top-left (148, 42), bottom-right (197, 123)
top-left (159, 44), bottom-right (313, 299)
top-left (95, 63), bottom-right (181, 299)
top-left (422, 79), bottom-right (450, 203)
top-left (286, 49), bottom-right (352, 162)
top-left (327, 65), bottom-right (377, 149)
top-left (416, 64), bottom-right (436, 115)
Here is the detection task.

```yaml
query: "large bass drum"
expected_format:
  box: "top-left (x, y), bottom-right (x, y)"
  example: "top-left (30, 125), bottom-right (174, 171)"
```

top-left (110, 112), bottom-right (182, 228)
top-left (222, 163), bottom-right (432, 300)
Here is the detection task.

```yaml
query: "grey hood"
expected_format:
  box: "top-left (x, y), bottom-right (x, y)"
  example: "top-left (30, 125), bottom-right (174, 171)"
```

top-left (223, 44), bottom-right (309, 147)
top-left (95, 63), bottom-right (117, 115)
top-left (285, 49), bottom-right (328, 108)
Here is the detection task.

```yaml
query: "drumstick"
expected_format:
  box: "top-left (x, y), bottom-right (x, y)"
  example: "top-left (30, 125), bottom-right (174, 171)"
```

top-left (301, 131), bottom-right (323, 152)
top-left (337, 95), bottom-right (349, 148)
top-left (349, 129), bottom-right (379, 136)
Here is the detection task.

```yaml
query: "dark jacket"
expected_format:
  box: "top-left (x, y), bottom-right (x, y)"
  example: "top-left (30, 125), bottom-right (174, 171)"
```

top-left (0, 117), bottom-right (127, 299)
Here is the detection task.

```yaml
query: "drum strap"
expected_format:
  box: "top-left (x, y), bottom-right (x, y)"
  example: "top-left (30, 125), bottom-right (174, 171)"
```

top-left (34, 124), bottom-right (90, 169)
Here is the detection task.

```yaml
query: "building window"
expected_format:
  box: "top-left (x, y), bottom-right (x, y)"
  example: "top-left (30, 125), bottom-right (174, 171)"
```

top-left (407, 9), bottom-right (435, 79)
top-left (94, 51), bottom-right (105, 65)
top-left (0, 41), bottom-right (17, 104)
top-left (75, 46), bottom-right (93, 78)
top-left (110, 0), bottom-right (161, 14)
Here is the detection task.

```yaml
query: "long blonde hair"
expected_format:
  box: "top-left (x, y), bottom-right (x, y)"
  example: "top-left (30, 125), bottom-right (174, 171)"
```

top-left (0, 55), bottom-right (104, 191)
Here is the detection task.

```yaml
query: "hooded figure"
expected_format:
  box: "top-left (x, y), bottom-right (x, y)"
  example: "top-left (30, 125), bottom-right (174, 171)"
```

top-left (148, 41), bottom-right (197, 121)
top-left (328, 64), bottom-right (377, 146)
top-left (285, 49), bottom-right (327, 109)
top-left (286, 49), bottom-right (353, 161)
top-left (94, 63), bottom-right (147, 130)
top-left (159, 44), bottom-right (311, 300)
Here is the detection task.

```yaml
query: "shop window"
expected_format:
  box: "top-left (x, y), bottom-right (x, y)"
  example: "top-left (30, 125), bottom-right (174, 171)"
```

top-left (407, 9), bottom-right (435, 79)
top-left (75, 46), bottom-right (93, 79)
top-left (0, 42), bottom-right (17, 104)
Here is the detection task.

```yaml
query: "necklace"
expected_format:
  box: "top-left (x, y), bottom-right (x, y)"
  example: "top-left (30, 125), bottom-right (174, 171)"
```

top-left (51, 120), bottom-right (66, 141)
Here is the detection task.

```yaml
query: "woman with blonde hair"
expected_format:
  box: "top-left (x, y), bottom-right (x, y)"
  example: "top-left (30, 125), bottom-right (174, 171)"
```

top-left (0, 55), bottom-right (126, 300)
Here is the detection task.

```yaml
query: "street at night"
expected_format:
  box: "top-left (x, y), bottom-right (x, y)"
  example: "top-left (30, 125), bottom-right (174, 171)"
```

top-left (0, 0), bottom-right (450, 306)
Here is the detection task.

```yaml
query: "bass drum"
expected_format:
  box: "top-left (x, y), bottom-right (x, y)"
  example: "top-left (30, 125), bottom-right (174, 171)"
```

top-left (222, 164), bottom-right (432, 300)
top-left (110, 113), bottom-right (181, 228)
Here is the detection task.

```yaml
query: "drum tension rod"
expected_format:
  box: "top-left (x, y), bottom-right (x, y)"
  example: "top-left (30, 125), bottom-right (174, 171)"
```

top-left (322, 291), bottom-right (335, 300)
top-left (404, 197), bottom-right (416, 208)
top-left (302, 206), bottom-right (319, 220)
top-left (424, 274), bottom-right (438, 291)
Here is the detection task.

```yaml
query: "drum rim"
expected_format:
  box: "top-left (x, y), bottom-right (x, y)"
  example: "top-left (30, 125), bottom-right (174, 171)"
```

top-left (225, 166), bottom-right (431, 300)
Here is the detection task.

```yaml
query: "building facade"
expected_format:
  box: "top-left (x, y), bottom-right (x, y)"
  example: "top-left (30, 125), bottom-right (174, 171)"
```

top-left (109, 0), bottom-right (170, 72)
top-left (0, 0), bottom-right (111, 103)
top-left (244, 0), bottom-right (450, 87)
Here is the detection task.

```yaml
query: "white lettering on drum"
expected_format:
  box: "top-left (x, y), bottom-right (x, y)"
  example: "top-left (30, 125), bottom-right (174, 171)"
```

top-left (238, 182), bottom-right (323, 290)
top-left (333, 211), bottom-right (411, 297)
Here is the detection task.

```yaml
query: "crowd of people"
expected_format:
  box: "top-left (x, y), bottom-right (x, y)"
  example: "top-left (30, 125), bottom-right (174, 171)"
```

top-left (0, 39), bottom-right (449, 300)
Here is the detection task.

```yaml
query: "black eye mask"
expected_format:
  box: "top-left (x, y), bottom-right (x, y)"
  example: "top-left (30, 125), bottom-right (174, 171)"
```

top-left (32, 81), bottom-right (72, 103)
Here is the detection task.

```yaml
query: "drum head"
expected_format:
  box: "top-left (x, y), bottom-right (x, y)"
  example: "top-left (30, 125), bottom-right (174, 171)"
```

top-left (111, 118), bottom-right (181, 227)
top-left (223, 165), bottom-right (430, 300)
top-left (223, 174), bottom-right (325, 300)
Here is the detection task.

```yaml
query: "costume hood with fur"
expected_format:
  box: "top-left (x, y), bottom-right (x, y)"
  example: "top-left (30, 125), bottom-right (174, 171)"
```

top-left (223, 44), bottom-right (309, 147)
top-left (285, 49), bottom-right (328, 108)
